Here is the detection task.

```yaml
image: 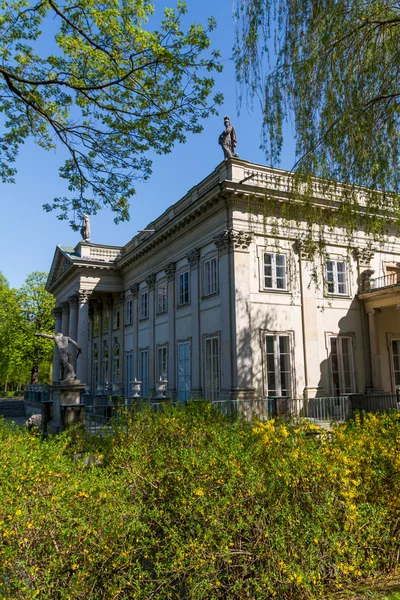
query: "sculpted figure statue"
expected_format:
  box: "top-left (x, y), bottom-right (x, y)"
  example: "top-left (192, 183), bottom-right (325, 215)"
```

top-left (218, 115), bottom-right (237, 160)
top-left (35, 333), bottom-right (82, 383)
top-left (80, 214), bottom-right (90, 243)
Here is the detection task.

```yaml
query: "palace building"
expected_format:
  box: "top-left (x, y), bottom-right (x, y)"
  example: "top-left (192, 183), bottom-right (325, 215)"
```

top-left (46, 157), bottom-right (400, 401)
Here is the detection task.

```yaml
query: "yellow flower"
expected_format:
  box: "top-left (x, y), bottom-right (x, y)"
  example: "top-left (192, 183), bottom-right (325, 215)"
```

top-left (193, 488), bottom-right (205, 496)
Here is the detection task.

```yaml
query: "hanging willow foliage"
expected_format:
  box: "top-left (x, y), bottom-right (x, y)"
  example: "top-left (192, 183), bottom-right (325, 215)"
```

top-left (233, 0), bottom-right (400, 244)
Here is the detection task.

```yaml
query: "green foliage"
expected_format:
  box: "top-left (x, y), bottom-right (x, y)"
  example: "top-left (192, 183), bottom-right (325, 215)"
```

top-left (234, 0), bottom-right (400, 242)
top-left (0, 272), bottom-right (54, 388)
top-left (0, 0), bottom-right (223, 227)
top-left (0, 404), bottom-right (399, 599)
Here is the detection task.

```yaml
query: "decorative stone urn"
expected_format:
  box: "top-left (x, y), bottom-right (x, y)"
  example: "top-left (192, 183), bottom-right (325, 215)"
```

top-left (130, 378), bottom-right (142, 398)
top-left (154, 378), bottom-right (168, 400)
top-left (96, 383), bottom-right (105, 395)
top-left (111, 382), bottom-right (123, 395)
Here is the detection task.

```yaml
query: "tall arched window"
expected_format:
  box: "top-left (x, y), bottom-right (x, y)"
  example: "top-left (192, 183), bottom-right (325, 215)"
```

top-left (112, 342), bottom-right (120, 383)
top-left (102, 344), bottom-right (109, 389)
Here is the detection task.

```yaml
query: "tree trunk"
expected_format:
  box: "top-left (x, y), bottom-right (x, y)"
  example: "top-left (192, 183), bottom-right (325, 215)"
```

top-left (31, 366), bottom-right (39, 385)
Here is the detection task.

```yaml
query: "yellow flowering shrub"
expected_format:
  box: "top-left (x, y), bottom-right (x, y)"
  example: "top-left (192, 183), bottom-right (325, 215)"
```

top-left (0, 405), bottom-right (399, 599)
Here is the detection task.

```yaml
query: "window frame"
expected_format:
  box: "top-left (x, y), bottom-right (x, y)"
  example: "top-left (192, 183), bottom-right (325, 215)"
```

top-left (262, 251), bottom-right (288, 292)
top-left (325, 259), bottom-right (349, 296)
top-left (263, 332), bottom-right (293, 398)
top-left (390, 337), bottom-right (400, 392)
top-left (125, 299), bottom-right (133, 325)
top-left (157, 281), bottom-right (168, 314)
top-left (204, 335), bottom-right (220, 402)
top-left (178, 270), bottom-right (190, 307)
top-left (328, 334), bottom-right (356, 395)
top-left (157, 345), bottom-right (168, 381)
top-left (139, 349), bottom-right (149, 397)
top-left (203, 256), bottom-right (218, 297)
top-left (113, 306), bottom-right (120, 330)
top-left (139, 290), bottom-right (149, 320)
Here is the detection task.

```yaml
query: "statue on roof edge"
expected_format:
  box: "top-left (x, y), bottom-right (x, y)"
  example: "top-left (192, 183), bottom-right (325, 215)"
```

top-left (80, 214), bottom-right (90, 243)
top-left (218, 116), bottom-right (237, 160)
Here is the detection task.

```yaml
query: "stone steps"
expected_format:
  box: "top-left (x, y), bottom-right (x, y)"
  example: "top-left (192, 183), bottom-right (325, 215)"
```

top-left (0, 400), bottom-right (26, 418)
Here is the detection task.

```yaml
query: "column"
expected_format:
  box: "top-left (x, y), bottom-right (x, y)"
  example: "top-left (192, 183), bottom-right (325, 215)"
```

top-left (298, 245), bottom-right (324, 398)
top-left (68, 295), bottom-right (79, 371)
top-left (366, 308), bottom-right (383, 391)
top-left (52, 307), bottom-right (62, 383)
top-left (146, 275), bottom-right (156, 394)
top-left (61, 302), bottom-right (69, 335)
top-left (76, 290), bottom-right (92, 383)
top-left (130, 284), bottom-right (139, 383)
top-left (187, 249), bottom-right (201, 397)
top-left (166, 262), bottom-right (176, 397)
top-left (118, 292), bottom-right (125, 394)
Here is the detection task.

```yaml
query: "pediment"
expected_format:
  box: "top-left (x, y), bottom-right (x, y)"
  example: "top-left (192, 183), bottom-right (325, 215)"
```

top-left (46, 247), bottom-right (73, 291)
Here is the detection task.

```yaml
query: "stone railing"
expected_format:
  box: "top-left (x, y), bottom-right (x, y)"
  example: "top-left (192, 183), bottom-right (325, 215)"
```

top-left (360, 272), bottom-right (400, 293)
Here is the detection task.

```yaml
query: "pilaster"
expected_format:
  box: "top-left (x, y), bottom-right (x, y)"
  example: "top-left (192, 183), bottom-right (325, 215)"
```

top-left (52, 307), bottom-right (63, 383)
top-left (68, 295), bottom-right (79, 371)
top-left (366, 308), bottom-right (383, 391)
top-left (187, 249), bottom-right (201, 397)
top-left (165, 262), bottom-right (177, 396)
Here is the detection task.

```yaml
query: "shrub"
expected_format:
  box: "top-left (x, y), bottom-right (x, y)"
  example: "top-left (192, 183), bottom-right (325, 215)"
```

top-left (0, 405), bottom-right (399, 599)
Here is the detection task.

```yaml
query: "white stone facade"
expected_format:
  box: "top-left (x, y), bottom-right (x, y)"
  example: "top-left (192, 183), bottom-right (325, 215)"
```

top-left (47, 158), bottom-right (400, 399)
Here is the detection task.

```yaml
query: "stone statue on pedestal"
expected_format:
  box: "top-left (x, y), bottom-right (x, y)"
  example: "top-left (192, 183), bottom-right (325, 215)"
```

top-left (80, 214), bottom-right (90, 243)
top-left (218, 116), bottom-right (237, 160)
top-left (35, 333), bottom-right (82, 383)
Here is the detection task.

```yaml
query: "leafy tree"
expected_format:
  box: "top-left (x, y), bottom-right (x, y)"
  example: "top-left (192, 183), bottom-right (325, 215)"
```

top-left (234, 0), bottom-right (400, 240)
top-left (0, 272), bottom-right (54, 389)
top-left (0, 0), bottom-right (222, 226)
top-left (0, 274), bottom-right (22, 390)
top-left (17, 272), bottom-right (55, 384)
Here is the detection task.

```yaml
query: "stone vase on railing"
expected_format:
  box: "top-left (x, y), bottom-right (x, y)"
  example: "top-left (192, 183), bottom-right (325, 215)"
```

top-left (130, 379), bottom-right (142, 398)
top-left (111, 382), bottom-right (123, 395)
top-left (154, 378), bottom-right (168, 400)
top-left (96, 383), bottom-right (105, 395)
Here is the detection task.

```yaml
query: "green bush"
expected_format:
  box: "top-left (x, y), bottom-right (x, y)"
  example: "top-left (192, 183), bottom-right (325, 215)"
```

top-left (0, 404), bottom-right (399, 599)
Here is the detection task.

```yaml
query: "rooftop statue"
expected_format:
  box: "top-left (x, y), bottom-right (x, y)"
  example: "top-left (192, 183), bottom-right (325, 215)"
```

top-left (35, 332), bottom-right (81, 383)
top-left (218, 116), bottom-right (237, 160)
top-left (80, 214), bottom-right (90, 243)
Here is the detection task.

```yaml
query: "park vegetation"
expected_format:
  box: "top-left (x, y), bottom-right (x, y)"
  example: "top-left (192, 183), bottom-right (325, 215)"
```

top-left (0, 272), bottom-right (54, 391)
top-left (0, 403), bottom-right (399, 599)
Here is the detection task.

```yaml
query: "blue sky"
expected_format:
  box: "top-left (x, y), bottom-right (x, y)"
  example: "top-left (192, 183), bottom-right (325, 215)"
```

top-left (0, 0), bottom-right (295, 289)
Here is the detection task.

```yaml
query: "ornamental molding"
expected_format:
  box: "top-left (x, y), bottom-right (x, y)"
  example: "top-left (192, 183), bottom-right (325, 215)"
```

top-left (213, 230), bottom-right (253, 254)
top-left (146, 273), bottom-right (156, 290)
top-left (187, 248), bottom-right (200, 267)
top-left (165, 262), bottom-right (177, 280)
top-left (68, 294), bottom-right (79, 306)
top-left (354, 247), bottom-right (375, 268)
top-left (130, 283), bottom-right (139, 297)
top-left (78, 290), bottom-right (92, 304)
top-left (61, 301), bottom-right (70, 315)
top-left (52, 307), bottom-right (62, 319)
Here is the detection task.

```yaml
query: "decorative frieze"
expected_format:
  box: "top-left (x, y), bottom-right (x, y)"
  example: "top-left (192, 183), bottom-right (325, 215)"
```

top-left (146, 273), bottom-right (156, 290)
top-left (130, 283), bottom-right (139, 297)
top-left (187, 248), bottom-right (200, 267)
top-left (165, 262), bottom-right (177, 281)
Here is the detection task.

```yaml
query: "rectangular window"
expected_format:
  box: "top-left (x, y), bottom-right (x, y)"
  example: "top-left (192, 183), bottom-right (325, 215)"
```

top-left (326, 260), bottom-right (348, 295)
top-left (157, 282), bottom-right (167, 314)
top-left (265, 334), bottom-right (292, 397)
top-left (264, 253), bottom-right (287, 290)
top-left (205, 337), bottom-right (219, 402)
top-left (140, 291), bottom-right (148, 320)
top-left (126, 299), bottom-right (133, 325)
top-left (178, 342), bottom-right (191, 402)
top-left (113, 306), bottom-right (120, 329)
top-left (102, 309), bottom-right (109, 334)
top-left (157, 346), bottom-right (168, 381)
top-left (93, 313), bottom-right (100, 337)
top-left (391, 340), bottom-right (400, 388)
top-left (204, 257), bottom-right (218, 296)
top-left (329, 336), bottom-right (355, 394)
top-left (178, 271), bottom-right (190, 306)
top-left (140, 350), bottom-right (148, 397)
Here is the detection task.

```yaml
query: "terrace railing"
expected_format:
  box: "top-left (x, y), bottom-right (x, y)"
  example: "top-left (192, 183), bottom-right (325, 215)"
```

top-left (361, 272), bottom-right (400, 292)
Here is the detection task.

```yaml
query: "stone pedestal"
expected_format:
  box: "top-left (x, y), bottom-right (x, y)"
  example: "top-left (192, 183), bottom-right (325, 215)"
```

top-left (47, 381), bottom-right (86, 433)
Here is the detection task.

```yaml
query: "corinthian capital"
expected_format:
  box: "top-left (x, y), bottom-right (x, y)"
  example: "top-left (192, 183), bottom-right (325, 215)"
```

top-left (78, 290), bottom-right (92, 304)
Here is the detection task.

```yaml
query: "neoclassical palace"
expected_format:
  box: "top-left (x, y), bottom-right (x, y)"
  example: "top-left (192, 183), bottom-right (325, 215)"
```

top-left (46, 158), bottom-right (400, 401)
